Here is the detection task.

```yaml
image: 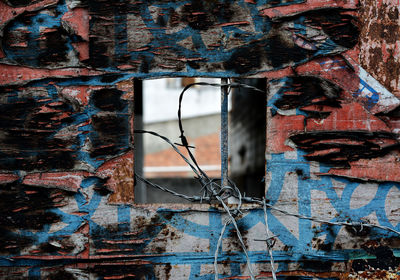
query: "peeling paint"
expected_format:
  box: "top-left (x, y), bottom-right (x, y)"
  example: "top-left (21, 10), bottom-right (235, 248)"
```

top-left (0, 0), bottom-right (399, 279)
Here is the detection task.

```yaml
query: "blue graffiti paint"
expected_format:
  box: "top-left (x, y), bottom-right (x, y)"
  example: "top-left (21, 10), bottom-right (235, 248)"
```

top-left (353, 78), bottom-right (380, 109)
top-left (267, 151), bottom-right (400, 254)
top-left (117, 205), bottom-right (131, 232)
top-left (0, 76), bottom-right (132, 172)
top-left (28, 266), bottom-right (41, 279)
top-left (85, 0), bottom-right (353, 77)
top-left (3, 0), bottom-right (77, 68)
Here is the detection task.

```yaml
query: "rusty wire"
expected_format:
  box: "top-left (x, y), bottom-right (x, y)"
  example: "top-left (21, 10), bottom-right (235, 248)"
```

top-left (134, 81), bottom-right (400, 280)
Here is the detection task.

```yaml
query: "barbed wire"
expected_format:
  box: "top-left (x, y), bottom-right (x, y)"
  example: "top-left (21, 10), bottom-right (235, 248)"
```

top-left (134, 81), bottom-right (400, 279)
top-left (214, 220), bottom-right (228, 280)
top-left (262, 198), bottom-right (277, 280)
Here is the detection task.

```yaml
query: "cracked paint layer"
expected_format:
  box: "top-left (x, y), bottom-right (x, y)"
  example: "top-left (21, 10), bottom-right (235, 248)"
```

top-left (0, 0), bottom-right (400, 279)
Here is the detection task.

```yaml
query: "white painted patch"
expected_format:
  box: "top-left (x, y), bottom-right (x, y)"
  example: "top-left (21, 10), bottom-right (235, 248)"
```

top-left (127, 14), bottom-right (153, 51)
top-left (330, 178), bottom-right (346, 200)
top-left (309, 161), bottom-right (320, 180)
top-left (145, 224), bottom-right (209, 253)
top-left (177, 36), bottom-right (195, 51)
top-left (310, 189), bottom-right (337, 221)
top-left (200, 263), bottom-right (231, 277)
top-left (48, 222), bottom-right (70, 234)
top-left (385, 185), bottom-right (400, 228)
top-left (181, 211), bottom-right (209, 226)
top-left (245, 221), bottom-right (273, 252)
top-left (155, 264), bottom-right (192, 280)
top-left (91, 196), bottom-right (119, 228)
top-left (349, 182), bottom-right (378, 210)
top-left (358, 67), bottom-right (400, 114)
top-left (272, 171), bottom-right (299, 240)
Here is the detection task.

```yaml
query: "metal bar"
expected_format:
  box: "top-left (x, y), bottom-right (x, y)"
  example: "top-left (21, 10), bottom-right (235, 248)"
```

top-left (133, 79), bottom-right (146, 203)
top-left (221, 78), bottom-right (229, 188)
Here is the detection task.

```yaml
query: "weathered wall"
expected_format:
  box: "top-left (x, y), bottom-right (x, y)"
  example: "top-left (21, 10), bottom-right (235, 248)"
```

top-left (0, 0), bottom-right (400, 279)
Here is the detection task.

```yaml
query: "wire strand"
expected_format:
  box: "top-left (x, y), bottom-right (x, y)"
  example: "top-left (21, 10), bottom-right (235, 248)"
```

top-left (134, 81), bottom-right (400, 280)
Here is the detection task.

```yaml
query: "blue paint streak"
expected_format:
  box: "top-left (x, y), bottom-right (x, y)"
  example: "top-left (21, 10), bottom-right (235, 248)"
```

top-left (358, 78), bottom-right (380, 109)
top-left (118, 205), bottom-right (131, 232)
top-left (0, 248), bottom-right (390, 267)
top-left (4, 0), bottom-right (74, 68)
top-left (28, 266), bottom-right (40, 279)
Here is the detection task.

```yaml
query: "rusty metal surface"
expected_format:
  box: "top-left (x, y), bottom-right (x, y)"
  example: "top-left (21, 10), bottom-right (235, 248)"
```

top-left (0, 0), bottom-right (400, 279)
top-left (359, 0), bottom-right (400, 97)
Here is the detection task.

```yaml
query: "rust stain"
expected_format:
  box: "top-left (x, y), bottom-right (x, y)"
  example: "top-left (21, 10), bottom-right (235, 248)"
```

top-left (96, 151), bottom-right (134, 204)
top-left (117, 79), bottom-right (134, 101)
top-left (359, 0), bottom-right (400, 96)
top-left (345, 270), bottom-right (400, 279)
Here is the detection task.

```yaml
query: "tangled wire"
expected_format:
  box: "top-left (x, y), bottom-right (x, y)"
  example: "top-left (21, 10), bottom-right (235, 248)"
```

top-left (134, 81), bottom-right (400, 280)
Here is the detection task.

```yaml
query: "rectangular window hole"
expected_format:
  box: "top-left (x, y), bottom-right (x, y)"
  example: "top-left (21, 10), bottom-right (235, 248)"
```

top-left (134, 78), bottom-right (266, 204)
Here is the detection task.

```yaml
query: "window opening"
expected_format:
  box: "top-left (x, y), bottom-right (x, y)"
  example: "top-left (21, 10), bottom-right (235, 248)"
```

top-left (134, 78), bottom-right (266, 203)
top-left (229, 78), bottom-right (267, 198)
